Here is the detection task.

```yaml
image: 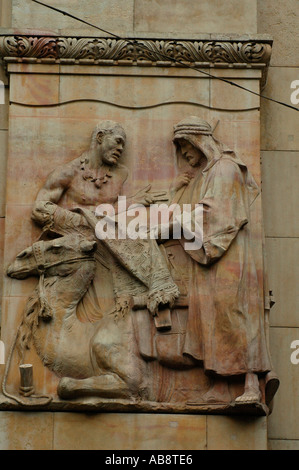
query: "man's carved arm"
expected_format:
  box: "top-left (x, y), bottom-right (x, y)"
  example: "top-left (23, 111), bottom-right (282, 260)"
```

top-left (32, 164), bottom-right (75, 226)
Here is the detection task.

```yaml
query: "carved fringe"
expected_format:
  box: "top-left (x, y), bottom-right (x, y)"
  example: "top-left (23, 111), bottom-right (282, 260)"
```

top-left (147, 284), bottom-right (180, 316)
top-left (17, 292), bottom-right (40, 361)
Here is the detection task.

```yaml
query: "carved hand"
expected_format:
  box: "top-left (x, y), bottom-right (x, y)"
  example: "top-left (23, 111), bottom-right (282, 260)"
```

top-left (171, 172), bottom-right (194, 192)
top-left (31, 201), bottom-right (57, 226)
top-left (131, 184), bottom-right (169, 206)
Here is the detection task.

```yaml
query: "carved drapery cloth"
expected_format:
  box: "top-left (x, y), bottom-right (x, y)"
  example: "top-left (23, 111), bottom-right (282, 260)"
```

top-left (0, 35), bottom-right (272, 87)
top-left (41, 204), bottom-right (180, 319)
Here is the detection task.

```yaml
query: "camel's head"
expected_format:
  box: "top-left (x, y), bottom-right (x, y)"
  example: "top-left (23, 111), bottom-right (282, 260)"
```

top-left (7, 235), bottom-right (97, 280)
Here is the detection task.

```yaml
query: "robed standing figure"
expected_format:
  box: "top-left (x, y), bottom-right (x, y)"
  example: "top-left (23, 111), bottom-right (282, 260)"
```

top-left (158, 116), bottom-right (276, 403)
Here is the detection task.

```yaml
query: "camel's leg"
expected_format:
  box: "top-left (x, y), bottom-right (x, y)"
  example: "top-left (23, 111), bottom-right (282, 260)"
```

top-left (88, 313), bottom-right (147, 396)
top-left (57, 312), bottom-right (147, 401)
top-left (57, 373), bottom-right (131, 400)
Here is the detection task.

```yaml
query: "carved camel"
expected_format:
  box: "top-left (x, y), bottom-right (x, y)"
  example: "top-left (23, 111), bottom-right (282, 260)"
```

top-left (7, 234), bottom-right (145, 401)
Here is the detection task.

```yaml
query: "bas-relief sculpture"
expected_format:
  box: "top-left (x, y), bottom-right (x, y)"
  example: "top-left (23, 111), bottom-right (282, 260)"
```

top-left (2, 116), bottom-right (279, 414)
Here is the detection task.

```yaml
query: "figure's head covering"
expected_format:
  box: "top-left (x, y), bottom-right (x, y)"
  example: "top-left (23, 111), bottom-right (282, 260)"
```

top-left (173, 116), bottom-right (213, 138)
top-left (172, 116), bottom-right (260, 204)
top-left (173, 116), bottom-right (222, 169)
top-left (90, 120), bottom-right (126, 148)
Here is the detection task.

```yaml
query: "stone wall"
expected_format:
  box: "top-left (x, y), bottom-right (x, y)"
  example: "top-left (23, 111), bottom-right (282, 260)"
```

top-left (0, 0), bottom-right (9, 312)
top-left (0, 0), bottom-right (298, 451)
top-left (9, 0), bottom-right (257, 34)
top-left (257, 0), bottom-right (299, 451)
top-left (0, 412), bottom-right (267, 450)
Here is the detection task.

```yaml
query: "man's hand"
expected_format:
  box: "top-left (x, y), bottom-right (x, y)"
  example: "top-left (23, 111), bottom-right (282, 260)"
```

top-left (171, 172), bottom-right (194, 192)
top-left (131, 184), bottom-right (169, 206)
top-left (31, 201), bottom-right (57, 226)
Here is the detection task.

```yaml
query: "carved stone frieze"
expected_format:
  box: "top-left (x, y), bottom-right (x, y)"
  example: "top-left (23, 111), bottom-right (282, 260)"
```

top-left (0, 35), bottom-right (272, 86)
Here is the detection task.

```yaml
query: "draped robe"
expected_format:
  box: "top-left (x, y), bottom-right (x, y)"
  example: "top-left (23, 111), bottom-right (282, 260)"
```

top-left (167, 135), bottom-right (272, 376)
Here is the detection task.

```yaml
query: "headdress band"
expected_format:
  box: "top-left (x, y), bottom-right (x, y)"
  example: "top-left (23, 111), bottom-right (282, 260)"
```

top-left (173, 118), bottom-right (213, 137)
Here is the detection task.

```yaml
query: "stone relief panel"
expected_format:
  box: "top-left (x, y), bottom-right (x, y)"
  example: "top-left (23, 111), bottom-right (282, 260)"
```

top-left (0, 45), bottom-right (278, 414)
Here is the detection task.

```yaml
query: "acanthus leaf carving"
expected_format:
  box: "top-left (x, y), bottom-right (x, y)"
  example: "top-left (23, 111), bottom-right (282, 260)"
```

top-left (0, 35), bottom-right (272, 66)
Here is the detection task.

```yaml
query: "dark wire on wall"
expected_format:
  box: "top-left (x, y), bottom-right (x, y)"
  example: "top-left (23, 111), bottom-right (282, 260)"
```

top-left (31, 0), bottom-right (299, 112)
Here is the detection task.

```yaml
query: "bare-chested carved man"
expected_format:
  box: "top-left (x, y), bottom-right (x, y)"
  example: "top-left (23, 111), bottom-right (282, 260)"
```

top-left (32, 120), bottom-right (159, 222)
top-left (31, 119), bottom-right (178, 326)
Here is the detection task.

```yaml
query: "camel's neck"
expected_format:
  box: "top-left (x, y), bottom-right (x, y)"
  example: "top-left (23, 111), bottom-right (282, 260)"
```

top-left (43, 260), bottom-right (96, 322)
top-left (31, 260), bottom-right (96, 377)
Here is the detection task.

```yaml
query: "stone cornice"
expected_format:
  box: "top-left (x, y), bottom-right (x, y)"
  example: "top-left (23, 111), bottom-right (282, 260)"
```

top-left (0, 34), bottom-right (272, 87)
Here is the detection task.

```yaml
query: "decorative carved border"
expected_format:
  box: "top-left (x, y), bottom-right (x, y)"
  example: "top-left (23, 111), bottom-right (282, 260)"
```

top-left (0, 35), bottom-right (272, 87)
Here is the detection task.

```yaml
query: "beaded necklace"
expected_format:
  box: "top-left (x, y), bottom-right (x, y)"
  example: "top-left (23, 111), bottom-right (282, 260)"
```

top-left (80, 156), bottom-right (112, 189)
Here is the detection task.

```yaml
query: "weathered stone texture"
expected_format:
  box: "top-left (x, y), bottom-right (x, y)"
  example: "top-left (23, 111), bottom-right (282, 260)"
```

top-left (135, 0), bottom-right (257, 34)
top-left (0, 411), bottom-right (54, 450)
top-left (262, 151), bottom-right (299, 237)
top-left (257, 0), bottom-right (299, 66)
top-left (11, 0), bottom-right (134, 32)
top-left (257, 0), bottom-right (299, 449)
top-left (265, 238), bottom-right (299, 328)
top-left (0, 130), bottom-right (7, 217)
top-left (261, 68), bottom-right (299, 152)
top-left (269, 439), bottom-right (299, 450)
top-left (0, 0), bottom-right (11, 28)
top-left (0, 412), bottom-right (268, 450)
top-left (53, 413), bottom-right (207, 450)
top-left (268, 327), bottom-right (299, 440)
top-left (207, 416), bottom-right (267, 450)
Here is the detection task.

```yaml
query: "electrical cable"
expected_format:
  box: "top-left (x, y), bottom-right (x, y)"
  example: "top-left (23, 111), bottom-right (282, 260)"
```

top-left (30, 0), bottom-right (299, 112)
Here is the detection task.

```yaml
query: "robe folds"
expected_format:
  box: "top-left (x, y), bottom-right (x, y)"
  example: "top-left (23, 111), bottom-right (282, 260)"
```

top-left (168, 137), bottom-right (272, 377)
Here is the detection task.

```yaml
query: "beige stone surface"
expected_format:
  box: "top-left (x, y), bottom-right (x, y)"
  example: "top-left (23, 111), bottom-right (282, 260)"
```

top-left (269, 439), bottom-right (299, 450)
top-left (5, 111), bottom-right (66, 206)
top-left (210, 76), bottom-right (260, 110)
top-left (53, 413), bottom-right (207, 450)
top-left (0, 411), bottom-right (54, 450)
top-left (211, 112), bottom-right (261, 184)
top-left (7, 64), bottom-right (60, 77)
top-left (0, 411), bottom-right (272, 450)
top-left (257, 0), bottom-right (299, 66)
top-left (0, 88), bottom-right (8, 130)
top-left (134, 0), bottom-right (257, 34)
top-left (11, 0), bottom-right (134, 32)
top-left (268, 327), bottom-right (299, 440)
top-left (1, 294), bottom-right (60, 395)
top-left (0, 0), bottom-right (12, 27)
top-left (2, 204), bottom-right (40, 297)
top-left (0, 217), bottom-right (4, 306)
top-left (261, 67), bottom-right (299, 152)
top-left (59, 74), bottom-right (210, 108)
top-left (207, 415), bottom-right (268, 450)
top-left (8, 63), bottom-right (264, 80)
top-left (0, 129), bottom-right (7, 217)
top-left (265, 238), bottom-right (299, 327)
top-left (261, 151), bottom-right (299, 237)
top-left (1, 295), bottom-right (34, 346)
top-left (10, 73), bottom-right (60, 106)
top-left (0, 61), bottom-right (8, 86)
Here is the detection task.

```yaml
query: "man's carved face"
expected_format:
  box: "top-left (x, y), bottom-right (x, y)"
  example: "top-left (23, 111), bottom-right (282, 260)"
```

top-left (179, 139), bottom-right (205, 167)
top-left (97, 131), bottom-right (126, 166)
